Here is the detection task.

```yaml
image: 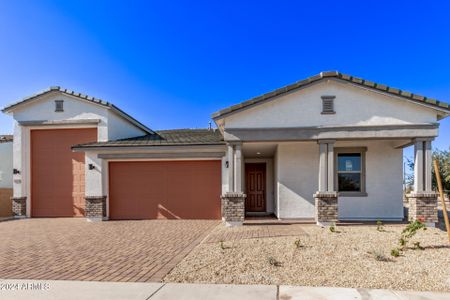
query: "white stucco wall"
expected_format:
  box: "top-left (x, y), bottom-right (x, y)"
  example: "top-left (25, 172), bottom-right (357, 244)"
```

top-left (223, 80), bottom-right (438, 128)
top-left (276, 142), bottom-right (319, 219)
top-left (336, 140), bottom-right (404, 220)
top-left (0, 142), bottom-right (13, 188)
top-left (275, 140), bottom-right (403, 220)
top-left (107, 110), bottom-right (147, 140)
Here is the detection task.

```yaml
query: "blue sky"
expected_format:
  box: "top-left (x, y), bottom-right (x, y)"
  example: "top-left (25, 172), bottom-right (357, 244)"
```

top-left (0, 1), bottom-right (449, 161)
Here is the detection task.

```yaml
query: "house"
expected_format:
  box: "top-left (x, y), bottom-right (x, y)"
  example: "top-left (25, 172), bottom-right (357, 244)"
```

top-left (2, 71), bottom-right (450, 226)
top-left (0, 135), bottom-right (13, 218)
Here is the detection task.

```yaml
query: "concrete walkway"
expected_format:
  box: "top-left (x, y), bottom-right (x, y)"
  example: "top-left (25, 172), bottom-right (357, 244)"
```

top-left (0, 279), bottom-right (449, 300)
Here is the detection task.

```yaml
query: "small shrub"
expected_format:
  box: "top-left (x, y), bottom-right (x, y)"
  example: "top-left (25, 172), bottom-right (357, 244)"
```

top-left (294, 239), bottom-right (303, 249)
top-left (267, 256), bottom-right (282, 267)
top-left (376, 220), bottom-right (385, 232)
top-left (391, 248), bottom-right (400, 257)
top-left (219, 240), bottom-right (228, 250)
top-left (370, 250), bottom-right (392, 262)
top-left (413, 241), bottom-right (424, 250)
top-left (398, 220), bottom-right (427, 251)
top-left (329, 223), bottom-right (337, 233)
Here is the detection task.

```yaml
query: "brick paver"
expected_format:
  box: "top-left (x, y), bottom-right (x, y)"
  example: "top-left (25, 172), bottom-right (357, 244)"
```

top-left (203, 223), bottom-right (308, 243)
top-left (0, 218), bottom-right (217, 282)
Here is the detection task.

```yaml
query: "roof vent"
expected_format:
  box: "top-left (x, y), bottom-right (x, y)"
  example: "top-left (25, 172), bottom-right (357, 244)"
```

top-left (321, 96), bottom-right (335, 114)
top-left (55, 100), bottom-right (64, 112)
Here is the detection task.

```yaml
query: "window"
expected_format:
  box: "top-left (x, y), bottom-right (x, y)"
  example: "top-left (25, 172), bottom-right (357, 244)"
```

top-left (335, 147), bottom-right (367, 196)
top-left (321, 95), bottom-right (335, 114)
top-left (55, 100), bottom-right (64, 112)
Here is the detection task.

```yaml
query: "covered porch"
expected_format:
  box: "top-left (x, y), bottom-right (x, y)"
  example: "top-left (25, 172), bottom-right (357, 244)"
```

top-left (221, 133), bottom-right (438, 227)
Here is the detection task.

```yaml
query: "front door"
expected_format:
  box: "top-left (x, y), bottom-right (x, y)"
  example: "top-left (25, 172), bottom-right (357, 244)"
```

top-left (245, 163), bottom-right (266, 212)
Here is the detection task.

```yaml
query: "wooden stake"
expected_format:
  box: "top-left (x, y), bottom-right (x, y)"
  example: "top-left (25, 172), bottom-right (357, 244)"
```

top-left (433, 160), bottom-right (450, 242)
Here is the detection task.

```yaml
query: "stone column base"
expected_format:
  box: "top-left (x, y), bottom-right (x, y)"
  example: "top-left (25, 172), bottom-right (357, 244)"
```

top-left (85, 196), bottom-right (107, 221)
top-left (12, 197), bottom-right (27, 218)
top-left (406, 192), bottom-right (438, 227)
top-left (314, 192), bottom-right (338, 226)
top-left (221, 192), bottom-right (246, 227)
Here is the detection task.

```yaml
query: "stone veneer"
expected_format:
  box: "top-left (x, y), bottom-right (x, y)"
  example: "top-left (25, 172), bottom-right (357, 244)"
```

top-left (85, 196), bottom-right (107, 221)
top-left (221, 192), bottom-right (246, 227)
top-left (406, 192), bottom-right (438, 226)
top-left (12, 197), bottom-right (27, 217)
top-left (314, 192), bottom-right (338, 225)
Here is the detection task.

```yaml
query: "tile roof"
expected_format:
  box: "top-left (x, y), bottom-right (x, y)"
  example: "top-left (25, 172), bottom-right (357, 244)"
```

top-left (0, 135), bottom-right (13, 143)
top-left (1, 86), bottom-right (155, 134)
top-left (211, 71), bottom-right (450, 119)
top-left (73, 128), bottom-right (225, 149)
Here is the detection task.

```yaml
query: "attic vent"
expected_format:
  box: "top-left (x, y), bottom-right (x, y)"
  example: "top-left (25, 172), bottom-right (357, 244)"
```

top-left (321, 96), bottom-right (335, 114)
top-left (55, 100), bottom-right (64, 112)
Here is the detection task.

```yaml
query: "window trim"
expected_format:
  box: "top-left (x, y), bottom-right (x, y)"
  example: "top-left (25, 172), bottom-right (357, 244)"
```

top-left (321, 95), bottom-right (335, 114)
top-left (334, 147), bottom-right (367, 197)
top-left (55, 100), bottom-right (64, 112)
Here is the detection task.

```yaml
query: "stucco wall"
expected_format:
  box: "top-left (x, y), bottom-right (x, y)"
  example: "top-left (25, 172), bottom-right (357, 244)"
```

top-left (276, 142), bottom-right (319, 218)
top-left (336, 140), bottom-right (404, 220)
top-left (223, 80), bottom-right (438, 128)
top-left (0, 142), bottom-right (13, 188)
top-left (275, 140), bottom-right (404, 220)
top-left (107, 110), bottom-right (147, 140)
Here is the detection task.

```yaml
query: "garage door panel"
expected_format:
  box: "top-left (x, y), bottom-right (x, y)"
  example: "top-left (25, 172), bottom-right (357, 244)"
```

top-left (31, 128), bottom-right (97, 217)
top-left (109, 160), bottom-right (221, 220)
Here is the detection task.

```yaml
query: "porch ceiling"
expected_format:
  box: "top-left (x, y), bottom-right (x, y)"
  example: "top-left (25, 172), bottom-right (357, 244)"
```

top-left (242, 143), bottom-right (277, 158)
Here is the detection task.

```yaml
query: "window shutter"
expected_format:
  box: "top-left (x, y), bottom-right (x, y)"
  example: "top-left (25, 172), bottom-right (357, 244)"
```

top-left (321, 96), bottom-right (335, 114)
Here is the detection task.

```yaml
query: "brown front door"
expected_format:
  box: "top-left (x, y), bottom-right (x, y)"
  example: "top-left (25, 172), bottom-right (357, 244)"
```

top-left (31, 128), bottom-right (97, 217)
top-left (245, 163), bottom-right (266, 212)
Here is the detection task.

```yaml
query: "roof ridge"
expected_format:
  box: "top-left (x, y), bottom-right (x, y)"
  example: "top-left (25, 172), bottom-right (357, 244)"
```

top-left (2, 86), bottom-right (156, 135)
top-left (211, 71), bottom-right (450, 119)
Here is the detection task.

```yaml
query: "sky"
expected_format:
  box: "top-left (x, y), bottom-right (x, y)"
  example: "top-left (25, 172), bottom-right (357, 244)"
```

top-left (0, 0), bottom-right (449, 163)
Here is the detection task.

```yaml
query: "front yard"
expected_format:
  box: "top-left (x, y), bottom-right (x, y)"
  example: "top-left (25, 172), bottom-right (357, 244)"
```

top-left (165, 223), bottom-right (450, 292)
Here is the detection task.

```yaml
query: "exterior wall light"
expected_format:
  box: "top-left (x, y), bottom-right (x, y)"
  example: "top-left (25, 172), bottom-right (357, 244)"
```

top-left (13, 169), bottom-right (20, 174)
top-left (88, 164), bottom-right (95, 170)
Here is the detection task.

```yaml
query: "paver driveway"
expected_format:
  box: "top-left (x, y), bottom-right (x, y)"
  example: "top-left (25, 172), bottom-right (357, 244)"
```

top-left (0, 218), bottom-right (217, 282)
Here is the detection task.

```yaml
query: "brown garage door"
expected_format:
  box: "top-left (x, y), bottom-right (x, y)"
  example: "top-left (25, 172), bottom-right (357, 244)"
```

top-left (109, 160), bottom-right (221, 220)
top-left (31, 128), bottom-right (97, 217)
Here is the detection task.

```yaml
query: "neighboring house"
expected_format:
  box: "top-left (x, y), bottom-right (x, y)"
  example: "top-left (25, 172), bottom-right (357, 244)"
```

top-left (0, 135), bottom-right (13, 217)
top-left (2, 72), bottom-right (450, 226)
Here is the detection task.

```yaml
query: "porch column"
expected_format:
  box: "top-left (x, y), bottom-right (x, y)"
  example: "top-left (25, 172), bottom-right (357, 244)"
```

top-left (318, 142), bottom-right (327, 192)
top-left (424, 139), bottom-right (433, 192)
top-left (222, 142), bottom-right (246, 227)
top-left (234, 143), bottom-right (243, 193)
top-left (227, 143), bottom-right (235, 192)
top-left (413, 139), bottom-right (424, 192)
top-left (407, 138), bottom-right (437, 227)
top-left (327, 141), bottom-right (335, 192)
top-left (315, 140), bottom-right (338, 226)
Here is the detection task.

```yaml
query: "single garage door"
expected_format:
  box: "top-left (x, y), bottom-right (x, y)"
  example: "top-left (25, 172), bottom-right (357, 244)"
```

top-left (31, 128), bottom-right (97, 217)
top-left (109, 160), bottom-right (221, 220)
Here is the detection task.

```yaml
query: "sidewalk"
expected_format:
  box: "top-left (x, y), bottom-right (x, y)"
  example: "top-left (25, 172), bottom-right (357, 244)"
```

top-left (0, 279), bottom-right (448, 300)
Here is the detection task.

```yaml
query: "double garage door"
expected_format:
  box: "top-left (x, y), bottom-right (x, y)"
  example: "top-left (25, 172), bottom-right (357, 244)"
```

top-left (31, 128), bottom-right (221, 219)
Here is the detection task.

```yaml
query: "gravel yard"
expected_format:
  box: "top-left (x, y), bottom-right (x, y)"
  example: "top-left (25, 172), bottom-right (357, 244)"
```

top-left (164, 224), bottom-right (450, 292)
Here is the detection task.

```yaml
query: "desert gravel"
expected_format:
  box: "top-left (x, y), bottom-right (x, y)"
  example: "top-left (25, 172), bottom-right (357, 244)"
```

top-left (164, 224), bottom-right (450, 292)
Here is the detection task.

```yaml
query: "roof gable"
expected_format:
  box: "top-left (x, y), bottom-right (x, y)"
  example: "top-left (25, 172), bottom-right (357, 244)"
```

top-left (2, 87), bottom-right (155, 135)
top-left (221, 79), bottom-right (440, 129)
top-left (212, 71), bottom-right (450, 120)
